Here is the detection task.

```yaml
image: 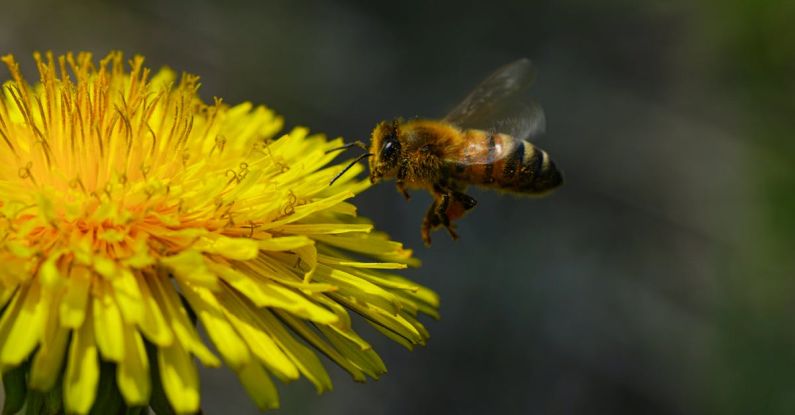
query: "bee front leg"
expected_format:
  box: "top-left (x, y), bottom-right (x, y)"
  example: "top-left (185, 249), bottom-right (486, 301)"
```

top-left (396, 181), bottom-right (411, 200)
top-left (395, 165), bottom-right (411, 200)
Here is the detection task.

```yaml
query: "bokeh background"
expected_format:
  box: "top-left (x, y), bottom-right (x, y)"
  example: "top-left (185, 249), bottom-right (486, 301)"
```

top-left (2, 0), bottom-right (795, 414)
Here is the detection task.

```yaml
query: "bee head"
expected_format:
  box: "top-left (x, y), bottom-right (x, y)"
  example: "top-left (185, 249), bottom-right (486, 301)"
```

top-left (369, 120), bottom-right (402, 182)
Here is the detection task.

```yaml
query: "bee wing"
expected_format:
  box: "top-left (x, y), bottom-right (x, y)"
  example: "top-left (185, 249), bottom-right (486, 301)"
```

top-left (489, 100), bottom-right (546, 140)
top-left (444, 58), bottom-right (546, 140)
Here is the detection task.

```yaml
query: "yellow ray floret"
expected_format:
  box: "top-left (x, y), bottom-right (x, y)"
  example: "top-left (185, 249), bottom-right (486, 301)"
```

top-left (0, 51), bottom-right (438, 414)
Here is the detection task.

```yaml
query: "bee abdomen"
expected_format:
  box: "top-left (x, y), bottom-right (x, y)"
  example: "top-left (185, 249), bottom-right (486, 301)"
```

top-left (497, 139), bottom-right (562, 194)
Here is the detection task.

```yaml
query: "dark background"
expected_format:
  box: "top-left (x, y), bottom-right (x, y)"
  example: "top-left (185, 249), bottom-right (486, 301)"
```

top-left (2, 0), bottom-right (795, 414)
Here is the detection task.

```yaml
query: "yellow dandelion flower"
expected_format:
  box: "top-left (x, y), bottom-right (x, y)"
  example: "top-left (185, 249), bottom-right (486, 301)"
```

top-left (0, 52), bottom-right (438, 414)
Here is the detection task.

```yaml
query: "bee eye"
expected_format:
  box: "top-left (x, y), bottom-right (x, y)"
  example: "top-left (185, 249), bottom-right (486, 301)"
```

top-left (381, 140), bottom-right (400, 163)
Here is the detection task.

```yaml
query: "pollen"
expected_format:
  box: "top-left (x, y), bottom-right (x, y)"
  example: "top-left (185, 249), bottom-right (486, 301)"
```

top-left (0, 52), bottom-right (438, 414)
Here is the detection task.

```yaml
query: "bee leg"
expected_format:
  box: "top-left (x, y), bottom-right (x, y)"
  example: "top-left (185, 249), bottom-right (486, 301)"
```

top-left (434, 192), bottom-right (460, 241)
top-left (396, 181), bottom-right (411, 200)
top-left (444, 223), bottom-right (459, 240)
top-left (396, 165), bottom-right (411, 200)
top-left (421, 200), bottom-right (442, 246)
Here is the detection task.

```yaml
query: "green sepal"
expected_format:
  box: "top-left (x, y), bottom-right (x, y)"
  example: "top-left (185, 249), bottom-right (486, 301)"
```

top-left (2, 364), bottom-right (28, 415)
top-left (41, 376), bottom-right (64, 415)
top-left (89, 362), bottom-right (124, 415)
top-left (22, 390), bottom-right (43, 415)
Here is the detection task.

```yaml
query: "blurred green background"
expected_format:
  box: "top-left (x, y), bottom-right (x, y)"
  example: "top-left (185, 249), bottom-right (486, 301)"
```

top-left (2, 0), bottom-right (794, 414)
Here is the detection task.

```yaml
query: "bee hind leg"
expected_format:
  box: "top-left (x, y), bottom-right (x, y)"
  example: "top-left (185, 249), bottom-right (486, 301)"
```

top-left (432, 190), bottom-right (478, 242)
top-left (421, 200), bottom-right (443, 246)
top-left (434, 193), bottom-right (460, 241)
top-left (423, 184), bottom-right (476, 244)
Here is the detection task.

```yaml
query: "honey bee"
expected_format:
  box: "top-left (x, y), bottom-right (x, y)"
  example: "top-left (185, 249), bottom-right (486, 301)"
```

top-left (330, 59), bottom-right (563, 245)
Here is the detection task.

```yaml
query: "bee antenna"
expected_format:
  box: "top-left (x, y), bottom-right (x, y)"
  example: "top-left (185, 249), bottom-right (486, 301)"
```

top-left (329, 153), bottom-right (373, 186)
top-left (325, 140), bottom-right (368, 154)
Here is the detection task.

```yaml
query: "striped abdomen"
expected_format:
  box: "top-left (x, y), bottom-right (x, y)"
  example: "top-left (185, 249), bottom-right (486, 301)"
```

top-left (448, 130), bottom-right (563, 194)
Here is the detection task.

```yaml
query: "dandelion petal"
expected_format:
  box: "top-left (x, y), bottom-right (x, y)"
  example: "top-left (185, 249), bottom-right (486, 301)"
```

top-left (158, 341), bottom-right (200, 413)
